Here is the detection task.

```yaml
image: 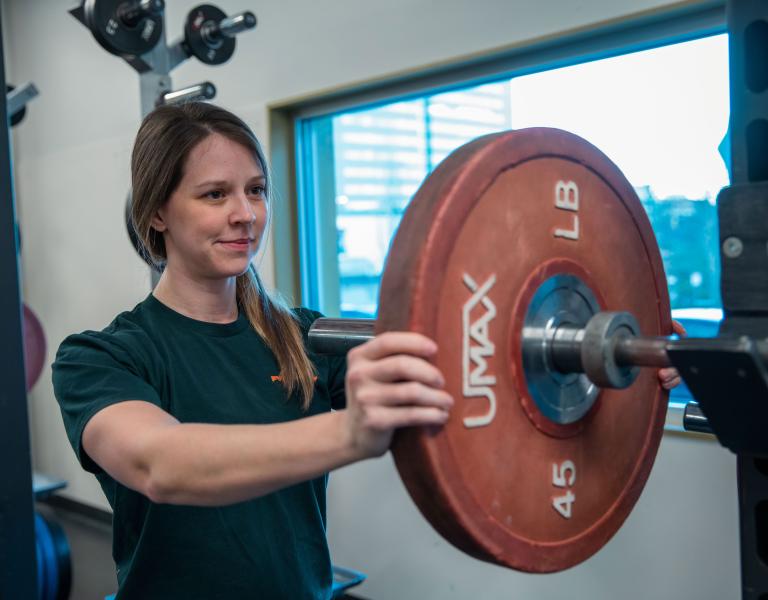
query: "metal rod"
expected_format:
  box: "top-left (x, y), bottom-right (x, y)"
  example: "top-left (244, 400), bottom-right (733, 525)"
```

top-left (161, 82), bottom-right (216, 105)
top-left (6, 82), bottom-right (38, 117)
top-left (549, 326), bottom-right (585, 372)
top-left (615, 336), bottom-right (768, 369)
top-left (309, 316), bottom-right (768, 380)
top-left (614, 336), bottom-right (672, 368)
top-left (203, 11), bottom-right (258, 46)
top-left (218, 11), bottom-right (257, 37)
top-left (554, 329), bottom-right (768, 372)
top-left (308, 318), bottom-right (375, 354)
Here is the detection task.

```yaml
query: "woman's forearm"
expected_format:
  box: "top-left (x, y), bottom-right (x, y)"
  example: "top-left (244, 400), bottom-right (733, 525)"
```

top-left (143, 409), bottom-right (360, 506)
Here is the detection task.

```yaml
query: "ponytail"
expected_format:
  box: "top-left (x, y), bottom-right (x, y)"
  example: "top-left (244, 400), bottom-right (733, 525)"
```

top-left (236, 265), bottom-right (316, 409)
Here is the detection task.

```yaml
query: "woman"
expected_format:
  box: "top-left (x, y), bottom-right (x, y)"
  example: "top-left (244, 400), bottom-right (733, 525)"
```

top-left (53, 102), bottom-right (682, 599)
top-left (53, 102), bottom-right (452, 599)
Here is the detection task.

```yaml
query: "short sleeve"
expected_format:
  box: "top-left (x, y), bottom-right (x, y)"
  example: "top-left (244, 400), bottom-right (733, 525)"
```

top-left (52, 329), bottom-right (163, 474)
top-left (294, 308), bottom-right (347, 410)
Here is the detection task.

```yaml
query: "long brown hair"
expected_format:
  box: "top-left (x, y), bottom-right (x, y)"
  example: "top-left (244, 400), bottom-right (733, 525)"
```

top-left (130, 102), bottom-right (316, 408)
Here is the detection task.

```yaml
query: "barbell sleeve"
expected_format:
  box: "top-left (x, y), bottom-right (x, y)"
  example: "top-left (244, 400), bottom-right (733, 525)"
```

top-left (308, 314), bottom-right (768, 389)
top-left (308, 318), bottom-right (374, 354)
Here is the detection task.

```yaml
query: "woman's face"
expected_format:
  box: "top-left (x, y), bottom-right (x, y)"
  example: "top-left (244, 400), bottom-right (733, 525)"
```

top-left (152, 132), bottom-right (267, 281)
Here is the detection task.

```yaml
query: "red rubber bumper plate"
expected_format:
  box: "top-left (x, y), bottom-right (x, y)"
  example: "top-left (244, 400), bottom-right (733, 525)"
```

top-left (377, 128), bottom-right (671, 573)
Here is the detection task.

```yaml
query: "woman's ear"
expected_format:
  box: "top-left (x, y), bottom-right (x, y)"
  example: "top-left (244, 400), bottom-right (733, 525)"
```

top-left (150, 207), bottom-right (167, 233)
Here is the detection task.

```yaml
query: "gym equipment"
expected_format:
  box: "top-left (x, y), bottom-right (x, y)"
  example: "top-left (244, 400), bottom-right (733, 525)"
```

top-left (7, 85), bottom-right (25, 126)
top-left (34, 513), bottom-right (72, 600)
top-left (6, 84), bottom-right (46, 391)
top-left (309, 126), bottom-right (768, 573)
top-left (0, 6), bottom-right (38, 597)
top-left (76, 0), bottom-right (165, 59)
top-left (6, 82), bottom-right (39, 127)
top-left (311, 127), bottom-right (673, 572)
top-left (304, 10), bottom-right (768, 578)
top-left (159, 81), bottom-right (216, 106)
top-left (71, 0), bottom-right (256, 75)
top-left (330, 565), bottom-right (367, 597)
top-left (182, 5), bottom-right (257, 65)
top-left (23, 304), bottom-right (46, 392)
top-left (32, 474), bottom-right (68, 501)
top-left (714, 3), bottom-right (768, 596)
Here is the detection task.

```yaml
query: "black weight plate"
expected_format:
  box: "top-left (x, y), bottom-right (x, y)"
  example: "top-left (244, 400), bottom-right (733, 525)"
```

top-left (84, 0), bottom-right (163, 57)
top-left (184, 4), bottom-right (236, 65)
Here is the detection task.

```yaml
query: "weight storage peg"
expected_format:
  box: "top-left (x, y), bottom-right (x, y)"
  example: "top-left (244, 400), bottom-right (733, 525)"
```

top-left (158, 81), bottom-right (217, 106)
top-left (7, 84), bottom-right (26, 126)
top-left (6, 83), bottom-right (39, 127)
top-left (182, 4), bottom-right (257, 65)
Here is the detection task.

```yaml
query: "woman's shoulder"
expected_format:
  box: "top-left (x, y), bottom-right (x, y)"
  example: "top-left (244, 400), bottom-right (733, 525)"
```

top-left (56, 296), bottom-right (159, 364)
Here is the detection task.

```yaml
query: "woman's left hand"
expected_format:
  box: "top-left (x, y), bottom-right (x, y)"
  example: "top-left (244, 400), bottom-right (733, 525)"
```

top-left (658, 320), bottom-right (686, 390)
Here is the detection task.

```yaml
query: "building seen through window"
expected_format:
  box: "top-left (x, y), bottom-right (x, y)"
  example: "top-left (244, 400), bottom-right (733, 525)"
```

top-left (307, 34), bottom-right (729, 318)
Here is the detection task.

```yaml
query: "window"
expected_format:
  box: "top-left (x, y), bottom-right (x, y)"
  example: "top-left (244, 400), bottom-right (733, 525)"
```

top-left (297, 33), bottom-right (729, 319)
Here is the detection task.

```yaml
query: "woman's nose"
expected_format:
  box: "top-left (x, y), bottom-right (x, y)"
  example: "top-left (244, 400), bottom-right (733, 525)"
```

top-left (230, 193), bottom-right (256, 224)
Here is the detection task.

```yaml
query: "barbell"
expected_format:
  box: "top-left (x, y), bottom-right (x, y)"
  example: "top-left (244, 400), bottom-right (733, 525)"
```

top-left (307, 127), bottom-right (727, 573)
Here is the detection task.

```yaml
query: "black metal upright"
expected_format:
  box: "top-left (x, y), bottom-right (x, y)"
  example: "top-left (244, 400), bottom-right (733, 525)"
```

top-left (0, 6), bottom-right (39, 600)
top-left (718, 1), bottom-right (768, 598)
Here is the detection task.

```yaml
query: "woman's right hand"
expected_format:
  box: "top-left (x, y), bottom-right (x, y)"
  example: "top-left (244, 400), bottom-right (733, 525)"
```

top-left (342, 332), bottom-right (454, 459)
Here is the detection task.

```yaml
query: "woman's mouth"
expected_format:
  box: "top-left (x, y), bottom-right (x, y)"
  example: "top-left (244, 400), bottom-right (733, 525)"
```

top-left (219, 238), bottom-right (253, 251)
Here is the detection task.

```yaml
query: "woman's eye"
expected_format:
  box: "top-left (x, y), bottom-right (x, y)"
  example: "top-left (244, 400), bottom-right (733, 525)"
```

top-left (250, 185), bottom-right (266, 196)
top-left (205, 190), bottom-right (224, 200)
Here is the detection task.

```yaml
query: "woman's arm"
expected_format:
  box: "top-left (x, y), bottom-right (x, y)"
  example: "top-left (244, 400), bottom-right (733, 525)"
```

top-left (82, 331), bottom-right (453, 506)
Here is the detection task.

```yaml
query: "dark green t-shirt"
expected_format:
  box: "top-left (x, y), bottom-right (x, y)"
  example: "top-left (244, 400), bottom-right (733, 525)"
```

top-left (52, 294), bottom-right (346, 600)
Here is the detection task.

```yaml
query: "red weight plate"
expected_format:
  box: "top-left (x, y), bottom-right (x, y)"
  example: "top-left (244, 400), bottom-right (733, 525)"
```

top-left (377, 128), bottom-right (671, 573)
top-left (23, 304), bottom-right (46, 391)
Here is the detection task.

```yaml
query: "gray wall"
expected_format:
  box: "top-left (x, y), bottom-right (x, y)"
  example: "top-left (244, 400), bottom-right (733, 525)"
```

top-left (4, 0), bottom-right (739, 598)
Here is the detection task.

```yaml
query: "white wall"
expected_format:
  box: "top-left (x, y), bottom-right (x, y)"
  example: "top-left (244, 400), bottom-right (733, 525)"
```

top-left (4, 0), bottom-right (740, 598)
